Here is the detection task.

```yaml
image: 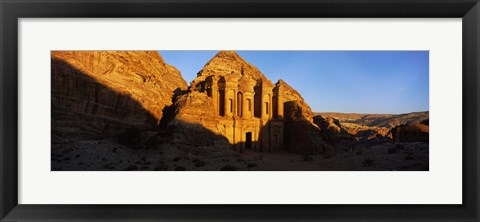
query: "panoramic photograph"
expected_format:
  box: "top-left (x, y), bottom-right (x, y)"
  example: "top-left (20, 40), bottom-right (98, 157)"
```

top-left (51, 50), bottom-right (429, 171)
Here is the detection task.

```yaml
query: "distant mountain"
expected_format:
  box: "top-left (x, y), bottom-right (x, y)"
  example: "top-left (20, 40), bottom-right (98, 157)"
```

top-left (315, 111), bottom-right (429, 128)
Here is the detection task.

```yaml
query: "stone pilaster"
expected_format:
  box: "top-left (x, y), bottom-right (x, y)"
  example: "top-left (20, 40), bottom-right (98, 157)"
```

top-left (277, 89), bottom-right (284, 118)
top-left (225, 89), bottom-right (232, 117)
top-left (269, 93), bottom-right (273, 119)
top-left (260, 92), bottom-right (266, 119)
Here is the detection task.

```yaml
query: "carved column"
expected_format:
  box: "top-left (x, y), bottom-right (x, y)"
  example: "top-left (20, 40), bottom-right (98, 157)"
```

top-left (277, 87), bottom-right (284, 118)
top-left (242, 92), bottom-right (247, 119)
top-left (225, 89), bottom-right (232, 117)
top-left (217, 89), bottom-right (221, 115)
top-left (260, 91), bottom-right (266, 119)
top-left (233, 89), bottom-right (237, 117)
top-left (269, 94), bottom-right (273, 119)
top-left (211, 85), bottom-right (218, 114)
top-left (237, 91), bottom-right (243, 118)
top-left (259, 92), bottom-right (263, 118)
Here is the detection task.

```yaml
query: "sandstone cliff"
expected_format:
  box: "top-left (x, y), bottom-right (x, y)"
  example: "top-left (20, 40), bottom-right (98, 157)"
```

top-left (52, 51), bottom-right (188, 126)
top-left (170, 91), bottom-right (230, 147)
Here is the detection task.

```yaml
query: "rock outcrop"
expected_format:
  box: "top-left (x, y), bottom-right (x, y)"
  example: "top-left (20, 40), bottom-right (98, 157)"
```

top-left (340, 122), bottom-right (391, 141)
top-left (313, 115), bottom-right (345, 135)
top-left (315, 111), bottom-right (429, 145)
top-left (391, 123), bottom-right (429, 143)
top-left (312, 115), bottom-right (356, 151)
top-left (283, 100), bottom-right (332, 154)
top-left (170, 91), bottom-right (230, 147)
top-left (277, 80), bottom-right (333, 154)
top-left (317, 111), bottom-right (429, 128)
top-left (190, 50), bottom-right (274, 89)
top-left (52, 51), bottom-right (188, 126)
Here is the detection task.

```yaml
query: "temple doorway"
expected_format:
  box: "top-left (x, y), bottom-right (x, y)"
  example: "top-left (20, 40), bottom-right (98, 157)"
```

top-left (245, 132), bottom-right (252, 149)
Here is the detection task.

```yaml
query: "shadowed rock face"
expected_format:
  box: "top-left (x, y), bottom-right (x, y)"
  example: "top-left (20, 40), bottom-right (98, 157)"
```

top-left (391, 123), bottom-right (429, 143)
top-left (52, 51), bottom-right (188, 125)
top-left (283, 100), bottom-right (333, 154)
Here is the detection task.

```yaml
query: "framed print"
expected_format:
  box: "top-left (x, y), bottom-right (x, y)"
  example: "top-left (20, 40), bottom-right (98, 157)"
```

top-left (1, 0), bottom-right (479, 221)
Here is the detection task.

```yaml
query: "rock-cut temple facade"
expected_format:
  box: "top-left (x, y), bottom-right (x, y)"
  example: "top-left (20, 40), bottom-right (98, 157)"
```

top-left (173, 51), bottom-right (323, 154)
top-left (201, 72), bottom-right (286, 152)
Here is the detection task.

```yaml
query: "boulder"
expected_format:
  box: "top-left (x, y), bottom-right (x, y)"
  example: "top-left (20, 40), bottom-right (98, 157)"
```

top-left (391, 123), bottom-right (429, 143)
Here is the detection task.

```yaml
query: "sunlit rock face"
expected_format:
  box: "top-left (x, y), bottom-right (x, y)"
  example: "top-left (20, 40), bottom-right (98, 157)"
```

top-left (51, 51), bottom-right (188, 125)
top-left (173, 51), bottom-right (330, 154)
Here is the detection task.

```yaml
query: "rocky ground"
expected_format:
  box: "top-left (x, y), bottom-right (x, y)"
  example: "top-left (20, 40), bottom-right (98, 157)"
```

top-left (52, 138), bottom-right (428, 171)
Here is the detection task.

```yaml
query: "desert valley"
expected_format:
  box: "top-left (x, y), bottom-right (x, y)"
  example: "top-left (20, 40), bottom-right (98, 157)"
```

top-left (51, 51), bottom-right (429, 171)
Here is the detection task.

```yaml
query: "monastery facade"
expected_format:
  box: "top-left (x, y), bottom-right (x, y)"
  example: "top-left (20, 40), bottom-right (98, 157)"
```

top-left (203, 73), bottom-right (286, 152)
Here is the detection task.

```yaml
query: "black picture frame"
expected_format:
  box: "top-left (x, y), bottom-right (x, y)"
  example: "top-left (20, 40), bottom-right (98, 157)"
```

top-left (1, 0), bottom-right (479, 221)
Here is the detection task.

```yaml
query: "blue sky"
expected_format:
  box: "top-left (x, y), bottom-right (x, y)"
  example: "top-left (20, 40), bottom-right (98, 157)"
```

top-left (159, 51), bottom-right (429, 114)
